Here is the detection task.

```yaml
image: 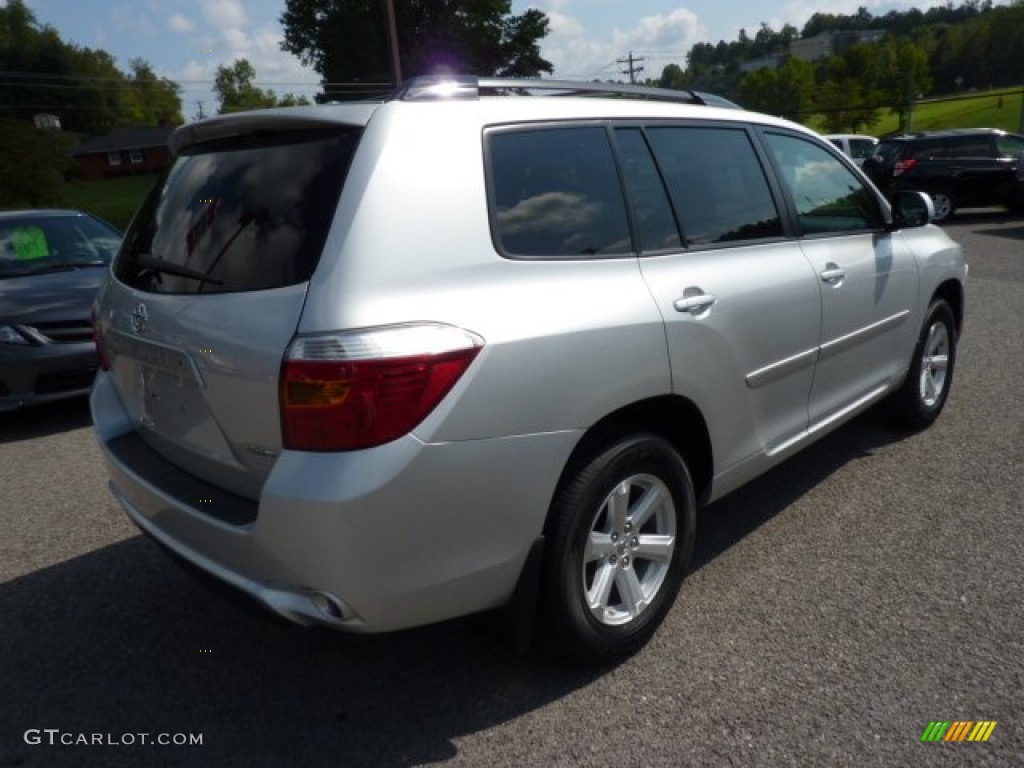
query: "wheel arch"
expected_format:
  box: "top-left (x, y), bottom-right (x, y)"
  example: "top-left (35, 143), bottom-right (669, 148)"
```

top-left (544, 395), bottom-right (714, 536)
top-left (932, 278), bottom-right (964, 337)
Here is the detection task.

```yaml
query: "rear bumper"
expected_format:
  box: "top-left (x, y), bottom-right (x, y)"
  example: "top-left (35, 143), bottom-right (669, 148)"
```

top-left (90, 371), bottom-right (579, 632)
top-left (0, 341), bottom-right (97, 412)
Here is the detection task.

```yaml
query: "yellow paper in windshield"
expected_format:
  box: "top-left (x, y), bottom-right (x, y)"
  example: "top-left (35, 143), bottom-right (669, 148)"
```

top-left (12, 226), bottom-right (50, 261)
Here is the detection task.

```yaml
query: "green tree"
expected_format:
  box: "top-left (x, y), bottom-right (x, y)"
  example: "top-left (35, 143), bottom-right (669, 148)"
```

top-left (125, 59), bottom-right (184, 125)
top-left (280, 0), bottom-right (552, 98)
top-left (0, 118), bottom-right (71, 207)
top-left (0, 0), bottom-right (183, 132)
top-left (214, 59), bottom-right (281, 113)
top-left (739, 57), bottom-right (814, 121)
top-left (878, 39), bottom-right (931, 131)
top-left (658, 63), bottom-right (689, 90)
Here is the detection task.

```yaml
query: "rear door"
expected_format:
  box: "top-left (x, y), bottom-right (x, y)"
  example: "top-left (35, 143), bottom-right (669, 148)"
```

top-left (627, 124), bottom-right (822, 469)
top-left (95, 117), bottom-right (366, 499)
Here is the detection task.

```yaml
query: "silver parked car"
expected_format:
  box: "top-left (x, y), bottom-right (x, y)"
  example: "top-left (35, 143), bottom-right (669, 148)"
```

top-left (91, 77), bottom-right (966, 665)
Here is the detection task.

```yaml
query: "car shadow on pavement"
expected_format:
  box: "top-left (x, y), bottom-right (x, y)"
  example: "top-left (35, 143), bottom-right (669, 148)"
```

top-left (0, 411), bottom-right (908, 768)
top-left (0, 396), bottom-right (92, 444)
top-left (691, 409), bottom-right (905, 573)
top-left (0, 533), bottom-right (604, 768)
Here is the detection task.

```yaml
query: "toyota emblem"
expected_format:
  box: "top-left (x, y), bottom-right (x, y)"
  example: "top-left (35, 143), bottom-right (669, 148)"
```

top-left (130, 302), bottom-right (149, 334)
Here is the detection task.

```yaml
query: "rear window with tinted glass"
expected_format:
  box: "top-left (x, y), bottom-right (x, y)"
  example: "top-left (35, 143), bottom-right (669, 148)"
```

top-left (115, 128), bottom-right (360, 294)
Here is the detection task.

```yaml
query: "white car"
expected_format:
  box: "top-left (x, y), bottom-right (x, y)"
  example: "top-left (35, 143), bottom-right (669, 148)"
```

top-left (824, 134), bottom-right (879, 166)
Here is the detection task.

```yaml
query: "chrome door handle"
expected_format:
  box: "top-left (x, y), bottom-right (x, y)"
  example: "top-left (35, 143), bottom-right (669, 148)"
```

top-left (820, 263), bottom-right (845, 284)
top-left (674, 291), bottom-right (717, 314)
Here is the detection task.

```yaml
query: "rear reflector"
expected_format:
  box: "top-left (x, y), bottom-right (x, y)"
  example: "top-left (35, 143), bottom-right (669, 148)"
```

top-left (280, 323), bottom-right (483, 451)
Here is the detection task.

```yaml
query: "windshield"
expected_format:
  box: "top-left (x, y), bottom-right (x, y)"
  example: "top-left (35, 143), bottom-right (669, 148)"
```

top-left (0, 214), bottom-right (121, 278)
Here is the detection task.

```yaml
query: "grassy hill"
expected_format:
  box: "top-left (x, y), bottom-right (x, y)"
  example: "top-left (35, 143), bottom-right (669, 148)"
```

top-left (61, 173), bottom-right (159, 231)
top-left (809, 86), bottom-right (1024, 136)
top-left (876, 86), bottom-right (1024, 135)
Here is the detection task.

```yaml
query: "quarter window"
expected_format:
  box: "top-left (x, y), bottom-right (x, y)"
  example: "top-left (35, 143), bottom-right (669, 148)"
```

top-left (488, 127), bottom-right (632, 258)
top-left (765, 133), bottom-right (882, 234)
top-left (645, 127), bottom-right (783, 246)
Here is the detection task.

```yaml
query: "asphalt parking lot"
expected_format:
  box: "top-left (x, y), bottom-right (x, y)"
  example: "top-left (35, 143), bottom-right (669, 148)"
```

top-left (1, 211), bottom-right (1022, 767)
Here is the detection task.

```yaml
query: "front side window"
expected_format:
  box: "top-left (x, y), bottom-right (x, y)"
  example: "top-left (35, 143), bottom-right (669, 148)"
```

top-left (487, 126), bottom-right (632, 259)
top-left (765, 132), bottom-right (883, 234)
top-left (115, 128), bottom-right (360, 294)
top-left (129, 149), bottom-right (143, 164)
top-left (645, 126), bottom-right (783, 246)
top-left (107, 151), bottom-right (121, 167)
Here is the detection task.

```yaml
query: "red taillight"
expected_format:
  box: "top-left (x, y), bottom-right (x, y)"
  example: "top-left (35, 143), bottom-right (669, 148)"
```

top-left (280, 324), bottom-right (483, 451)
top-left (91, 305), bottom-right (110, 371)
top-left (893, 158), bottom-right (917, 176)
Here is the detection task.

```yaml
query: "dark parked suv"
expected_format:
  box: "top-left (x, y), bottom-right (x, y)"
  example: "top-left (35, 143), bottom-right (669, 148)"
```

top-left (863, 128), bottom-right (1024, 221)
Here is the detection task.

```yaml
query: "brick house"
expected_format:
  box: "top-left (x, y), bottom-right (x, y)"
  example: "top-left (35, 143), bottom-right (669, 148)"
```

top-left (69, 125), bottom-right (175, 180)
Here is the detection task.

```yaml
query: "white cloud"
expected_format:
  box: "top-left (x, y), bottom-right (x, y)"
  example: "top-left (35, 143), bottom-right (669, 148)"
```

top-left (612, 9), bottom-right (702, 51)
top-left (201, 0), bottom-right (247, 29)
top-left (547, 11), bottom-right (584, 39)
top-left (168, 13), bottom-right (195, 33)
top-left (540, 9), bottom-right (705, 80)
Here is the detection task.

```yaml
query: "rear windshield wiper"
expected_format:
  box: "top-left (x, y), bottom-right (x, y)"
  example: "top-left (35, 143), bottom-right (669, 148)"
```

top-left (135, 253), bottom-right (225, 287)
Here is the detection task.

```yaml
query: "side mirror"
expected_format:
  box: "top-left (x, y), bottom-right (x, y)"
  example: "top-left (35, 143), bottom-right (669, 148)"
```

top-left (891, 190), bottom-right (935, 229)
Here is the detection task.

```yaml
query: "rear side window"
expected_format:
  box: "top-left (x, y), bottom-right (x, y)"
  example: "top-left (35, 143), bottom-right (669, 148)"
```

top-left (487, 126), bottom-right (631, 259)
top-left (115, 128), bottom-right (360, 294)
top-left (645, 126), bottom-right (783, 246)
top-left (926, 137), bottom-right (993, 158)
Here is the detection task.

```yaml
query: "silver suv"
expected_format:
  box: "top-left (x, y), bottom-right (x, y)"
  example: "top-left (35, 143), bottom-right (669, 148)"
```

top-left (91, 76), bottom-right (966, 665)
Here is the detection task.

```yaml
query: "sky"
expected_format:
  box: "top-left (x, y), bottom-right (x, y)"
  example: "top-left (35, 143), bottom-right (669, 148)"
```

top-left (9, 0), bottom-right (994, 121)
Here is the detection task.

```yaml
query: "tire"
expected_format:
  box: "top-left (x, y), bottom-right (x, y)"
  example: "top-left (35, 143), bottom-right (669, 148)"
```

top-left (928, 189), bottom-right (956, 222)
top-left (540, 435), bottom-right (697, 666)
top-left (883, 299), bottom-right (957, 429)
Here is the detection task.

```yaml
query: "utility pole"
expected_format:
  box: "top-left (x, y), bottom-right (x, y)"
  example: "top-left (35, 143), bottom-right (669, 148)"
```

top-left (195, 101), bottom-right (206, 120)
top-left (618, 52), bottom-right (645, 84)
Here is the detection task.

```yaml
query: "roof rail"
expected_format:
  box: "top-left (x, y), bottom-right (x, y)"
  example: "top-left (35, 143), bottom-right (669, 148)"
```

top-left (389, 75), bottom-right (741, 109)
